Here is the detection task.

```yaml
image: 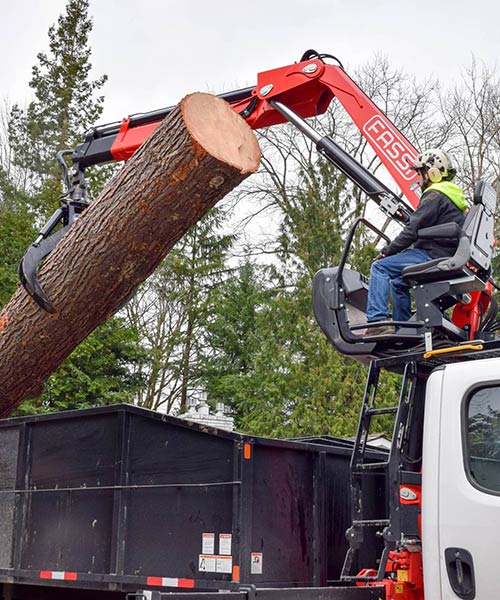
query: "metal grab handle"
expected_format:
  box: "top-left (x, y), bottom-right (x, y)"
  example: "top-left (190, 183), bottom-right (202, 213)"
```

top-left (337, 217), bottom-right (391, 288)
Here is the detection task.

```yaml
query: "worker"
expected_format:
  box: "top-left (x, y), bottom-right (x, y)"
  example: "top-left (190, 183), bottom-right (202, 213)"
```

top-left (366, 148), bottom-right (468, 335)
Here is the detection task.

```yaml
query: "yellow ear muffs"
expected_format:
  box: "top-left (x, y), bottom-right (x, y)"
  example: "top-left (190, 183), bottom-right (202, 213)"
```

top-left (427, 166), bottom-right (442, 183)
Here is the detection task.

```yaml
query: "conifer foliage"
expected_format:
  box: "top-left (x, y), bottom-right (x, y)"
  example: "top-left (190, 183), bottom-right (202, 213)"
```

top-left (9, 0), bottom-right (107, 202)
top-left (1, 1), bottom-right (142, 413)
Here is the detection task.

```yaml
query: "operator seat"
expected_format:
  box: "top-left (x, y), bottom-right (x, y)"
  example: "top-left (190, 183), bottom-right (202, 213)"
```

top-left (312, 181), bottom-right (497, 364)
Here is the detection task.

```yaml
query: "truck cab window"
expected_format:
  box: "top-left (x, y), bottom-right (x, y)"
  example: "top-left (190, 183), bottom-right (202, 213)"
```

top-left (467, 386), bottom-right (500, 493)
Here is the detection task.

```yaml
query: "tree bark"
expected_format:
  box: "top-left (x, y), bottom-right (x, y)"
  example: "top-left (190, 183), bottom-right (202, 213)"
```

top-left (0, 93), bottom-right (260, 416)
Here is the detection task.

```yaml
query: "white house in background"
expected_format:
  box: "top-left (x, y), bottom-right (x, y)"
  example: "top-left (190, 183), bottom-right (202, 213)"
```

top-left (179, 397), bottom-right (235, 431)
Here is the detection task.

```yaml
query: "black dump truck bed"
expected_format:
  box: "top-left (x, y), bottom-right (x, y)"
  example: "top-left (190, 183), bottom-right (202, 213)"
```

top-left (0, 404), bottom-right (386, 598)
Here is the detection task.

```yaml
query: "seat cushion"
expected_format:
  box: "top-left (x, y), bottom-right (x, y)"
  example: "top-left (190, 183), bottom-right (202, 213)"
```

top-left (402, 258), bottom-right (467, 283)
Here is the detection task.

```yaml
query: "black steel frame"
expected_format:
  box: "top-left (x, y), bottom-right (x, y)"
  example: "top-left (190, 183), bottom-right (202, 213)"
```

top-left (341, 360), bottom-right (424, 583)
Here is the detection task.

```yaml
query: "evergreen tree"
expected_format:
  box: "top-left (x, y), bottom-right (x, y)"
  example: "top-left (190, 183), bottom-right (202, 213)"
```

top-left (230, 276), bottom-right (399, 438)
top-left (2, 0), bottom-right (109, 296)
top-left (16, 318), bottom-right (146, 416)
top-left (2, 1), bottom-right (143, 412)
top-left (200, 159), bottom-right (390, 437)
top-left (126, 206), bottom-right (236, 414)
top-left (0, 168), bottom-right (36, 305)
top-left (202, 260), bottom-right (268, 416)
top-left (8, 0), bottom-right (107, 213)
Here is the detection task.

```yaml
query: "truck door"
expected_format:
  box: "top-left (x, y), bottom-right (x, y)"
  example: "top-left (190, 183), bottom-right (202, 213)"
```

top-left (422, 358), bottom-right (500, 599)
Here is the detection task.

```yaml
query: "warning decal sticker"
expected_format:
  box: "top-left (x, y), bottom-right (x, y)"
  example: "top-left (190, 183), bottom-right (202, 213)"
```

top-left (199, 555), bottom-right (216, 573)
top-left (219, 533), bottom-right (232, 555)
top-left (250, 552), bottom-right (263, 574)
top-left (198, 555), bottom-right (233, 573)
top-left (216, 556), bottom-right (232, 574)
top-left (202, 533), bottom-right (215, 555)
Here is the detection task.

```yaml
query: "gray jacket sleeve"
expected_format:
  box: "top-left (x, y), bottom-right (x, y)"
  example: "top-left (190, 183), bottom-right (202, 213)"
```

top-left (381, 190), bottom-right (441, 256)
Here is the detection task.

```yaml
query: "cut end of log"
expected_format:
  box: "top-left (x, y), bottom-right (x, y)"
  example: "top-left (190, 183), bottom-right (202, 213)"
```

top-left (181, 93), bottom-right (261, 174)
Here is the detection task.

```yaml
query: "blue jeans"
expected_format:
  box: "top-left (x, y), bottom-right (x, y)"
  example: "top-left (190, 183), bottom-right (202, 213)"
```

top-left (366, 248), bottom-right (431, 322)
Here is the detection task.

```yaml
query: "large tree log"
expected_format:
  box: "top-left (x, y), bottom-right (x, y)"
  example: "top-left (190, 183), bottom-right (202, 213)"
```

top-left (0, 93), bottom-right (260, 416)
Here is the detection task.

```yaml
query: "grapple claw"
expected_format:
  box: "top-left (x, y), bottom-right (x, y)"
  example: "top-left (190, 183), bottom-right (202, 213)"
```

top-left (18, 227), bottom-right (67, 313)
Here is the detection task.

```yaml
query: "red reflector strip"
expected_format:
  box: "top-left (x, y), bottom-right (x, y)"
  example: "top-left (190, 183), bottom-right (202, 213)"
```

top-left (146, 577), bottom-right (195, 588)
top-left (40, 571), bottom-right (77, 581)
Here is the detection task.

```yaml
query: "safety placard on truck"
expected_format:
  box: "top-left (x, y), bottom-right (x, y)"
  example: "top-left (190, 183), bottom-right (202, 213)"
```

top-left (202, 533), bottom-right (215, 554)
top-left (216, 555), bottom-right (233, 573)
top-left (198, 555), bottom-right (216, 572)
top-left (198, 554), bottom-right (233, 573)
top-left (219, 533), bottom-right (232, 555)
top-left (251, 552), bottom-right (263, 574)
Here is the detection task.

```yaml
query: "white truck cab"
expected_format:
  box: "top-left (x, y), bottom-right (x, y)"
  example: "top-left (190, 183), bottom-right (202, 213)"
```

top-left (423, 357), bottom-right (500, 599)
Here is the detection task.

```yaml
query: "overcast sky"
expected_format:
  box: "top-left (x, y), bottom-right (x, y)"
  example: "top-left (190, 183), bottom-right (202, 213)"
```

top-left (1, 0), bottom-right (499, 128)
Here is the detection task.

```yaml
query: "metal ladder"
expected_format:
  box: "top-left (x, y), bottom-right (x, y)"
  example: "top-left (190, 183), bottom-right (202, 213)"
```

top-left (340, 360), bottom-right (420, 582)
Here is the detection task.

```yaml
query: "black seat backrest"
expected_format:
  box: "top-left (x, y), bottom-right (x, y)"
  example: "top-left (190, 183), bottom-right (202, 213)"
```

top-left (465, 180), bottom-right (497, 272)
top-left (401, 180), bottom-right (496, 284)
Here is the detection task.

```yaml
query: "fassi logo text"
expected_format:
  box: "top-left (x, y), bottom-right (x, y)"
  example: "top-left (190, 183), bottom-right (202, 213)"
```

top-left (363, 116), bottom-right (415, 181)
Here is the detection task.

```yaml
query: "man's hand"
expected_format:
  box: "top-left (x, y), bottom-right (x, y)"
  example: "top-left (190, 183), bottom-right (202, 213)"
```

top-left (371, 253), bottom-right (385, 264)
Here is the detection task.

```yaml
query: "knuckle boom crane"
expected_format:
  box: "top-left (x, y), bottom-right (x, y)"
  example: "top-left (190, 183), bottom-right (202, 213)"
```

top-left (20, 49), bottom-right (496, 360)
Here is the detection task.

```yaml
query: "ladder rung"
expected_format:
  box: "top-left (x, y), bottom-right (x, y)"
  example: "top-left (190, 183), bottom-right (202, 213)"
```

top-left (352, 519), bottom-right (389, 527)
top-left (353, 461), bottom-right (389, 471)
top-left (365, 406), bottom-right (398, 416)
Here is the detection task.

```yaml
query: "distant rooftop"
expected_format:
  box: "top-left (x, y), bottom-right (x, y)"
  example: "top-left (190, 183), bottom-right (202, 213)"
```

top-left (178, 399), bottom-right (235, 431)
